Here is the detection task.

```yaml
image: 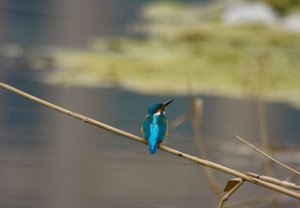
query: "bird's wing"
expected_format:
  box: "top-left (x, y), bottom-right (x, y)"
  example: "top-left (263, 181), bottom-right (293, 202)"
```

top-left (142, 116), bottom-right (151, 140)
top-left (157, 116), bottom-right (168, 142)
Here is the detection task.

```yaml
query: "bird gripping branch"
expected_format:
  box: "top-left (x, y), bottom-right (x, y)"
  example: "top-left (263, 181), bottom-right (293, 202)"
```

top-left (142, 99), bottom-right (174, 154)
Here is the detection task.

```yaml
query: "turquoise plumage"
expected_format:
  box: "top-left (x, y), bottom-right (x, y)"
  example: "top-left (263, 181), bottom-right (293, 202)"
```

top-left (142, 99), bottom-right (173, 154)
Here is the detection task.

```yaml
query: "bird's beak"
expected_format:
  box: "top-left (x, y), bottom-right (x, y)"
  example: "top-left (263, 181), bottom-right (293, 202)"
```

top-left (163, 99), bottom-right (174, 107)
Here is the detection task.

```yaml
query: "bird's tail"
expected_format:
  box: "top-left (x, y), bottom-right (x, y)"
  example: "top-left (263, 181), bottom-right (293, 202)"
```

top-left (148, 139), bottom-right (157, 154)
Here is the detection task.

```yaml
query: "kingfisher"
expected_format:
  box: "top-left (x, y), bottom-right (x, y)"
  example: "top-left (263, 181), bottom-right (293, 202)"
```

top-left (141, 99), bottom-right (174, 154)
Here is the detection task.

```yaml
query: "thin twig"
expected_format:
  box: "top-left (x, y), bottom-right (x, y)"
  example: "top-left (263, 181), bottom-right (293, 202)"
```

top-left (0, 82), bottom-right (300, 199)
top-left (285, 173), bottom-right (299, 184)
top-left (169, 112), bottom-right (190, 129)
top-left (235, 135), bottom-right (300, 176)
top-left (187, 79), bottom-right (222, 197)
top-left (257, 52), bottom-right (273, 176)
top-left (191, 97), bottom-right (222, 197)
top-left (218, 178), bottom-right (245, 208)
top-left (245, 172), bottom-right (300, 191)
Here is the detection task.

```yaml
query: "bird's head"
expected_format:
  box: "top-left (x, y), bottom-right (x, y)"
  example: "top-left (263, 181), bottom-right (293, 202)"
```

top-left (147, 99), bottom-right (174, 116)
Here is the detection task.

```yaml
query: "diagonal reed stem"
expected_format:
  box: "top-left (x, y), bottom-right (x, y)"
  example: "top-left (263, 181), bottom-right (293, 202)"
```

top-left (218, 178), bottom-right (245, 208)
top-left (191, 97), bottom-right (222, 197)
top-left (0, 82), bottom-right (299, 199)
top-left (235, 135), bottom-right (300, 176)
top-left (245, 172), bottom-right (300, 191)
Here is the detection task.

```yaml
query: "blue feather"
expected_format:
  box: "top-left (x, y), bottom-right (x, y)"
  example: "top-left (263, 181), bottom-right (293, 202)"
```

top-left (142, 100), bottom-right (173, 154)
top-left (142, 113), bottom-right (168, 154)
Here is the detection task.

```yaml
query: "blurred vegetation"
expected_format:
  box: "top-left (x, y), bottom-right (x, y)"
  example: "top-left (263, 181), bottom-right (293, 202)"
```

top-left (46, 2), bottom-right (300, 107)
top-left (261, 0), bottom-right (300, 14)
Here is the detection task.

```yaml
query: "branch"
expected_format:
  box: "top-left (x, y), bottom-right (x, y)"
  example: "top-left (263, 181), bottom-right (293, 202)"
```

top-left (218, 178), bottom-right (245, 208)
top-left (169, 112), bottom-right (190, 129)
top-left (0, 82), bottom-right (299, 199)
top-left (191, 97), bottom-right (222, 197)
top-left (187, 79), bottom-right (222, 197)
top-left (257, 52), bottom-right (273, 176)
top-left (235, 135), bottom-right (300, 176)
top-left (245, 172), bottom-right (300, 191)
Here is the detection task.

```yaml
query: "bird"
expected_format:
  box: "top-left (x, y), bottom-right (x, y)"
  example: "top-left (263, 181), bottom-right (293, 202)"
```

top-left (141, 99), bottom-right (174, 154)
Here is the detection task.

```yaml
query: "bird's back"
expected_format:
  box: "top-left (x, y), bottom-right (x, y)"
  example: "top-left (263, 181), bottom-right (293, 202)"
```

top-left (143, 115), bottom-right (168, 154)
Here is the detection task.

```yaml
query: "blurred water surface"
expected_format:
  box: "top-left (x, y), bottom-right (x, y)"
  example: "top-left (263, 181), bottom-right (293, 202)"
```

top-left (0, 0), bottom-right (299, 208)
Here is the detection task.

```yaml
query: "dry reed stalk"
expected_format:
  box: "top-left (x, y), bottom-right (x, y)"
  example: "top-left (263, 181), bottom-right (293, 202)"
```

top-left (235, 135), bottom-right (300, 176)
top-left (191, 97), bottom-right (222, 197)
top-left (218, 178), bottom-right (245, 208)
top-left (245, 172), bottom-right (300, 190)
top-left (257, 53), bottom-right (273, 176)
top-left (169, 112), bottom-right (190, 129)
top-left (0, 82), bottom-right (299, 199)
top-left (187, 79), bottom-right (222, 197)
top-left (258, 95), bottom-right (273, 175)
